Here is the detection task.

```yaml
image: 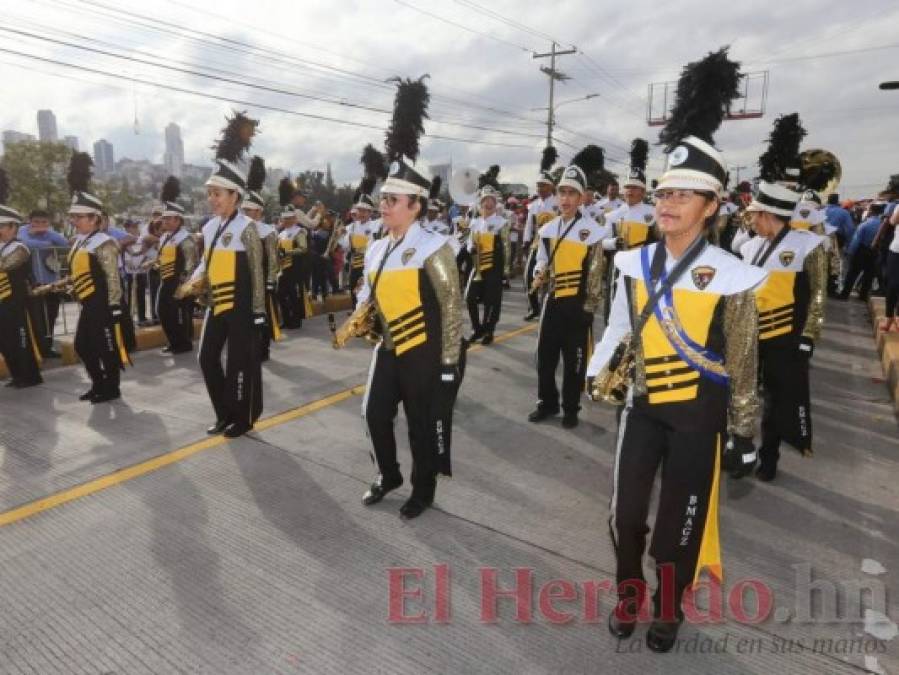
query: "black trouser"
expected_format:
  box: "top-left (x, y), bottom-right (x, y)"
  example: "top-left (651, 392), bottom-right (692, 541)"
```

top-left (74, 300), bottom-right (121, 395)
top-left (278, 264), bottom-right (305, 328)
top-left (524, 247), bottom-right (540, 314)
top-left (311, 253), bottom-right (331, 298)
top-left (536, 298), bottom-right (592, 415)
top-left (885, 251), bottom-right (899, 319)
top-left (610, 405), bottom-right (722, 621)
top-left (260, 287), bottom-right (281, 360)
top-left (26, 292), bottom-right (60, 356)
top-left (156, 279), bottom-right (194, 352)
top-left (465, 269), bottom-right (503, 336)
top-left (840, 247), bottom-right (875, 299)
top-left (349, 266), bottom-right (365, 309)
top-left (363, 345), bottom-right (461, 499)
top-left (759, 341), bottom-right (812, 465)
top-left (124, 271), bottom-right (160, 321)
top-left (198, 307), bottom-right (262, 427)
top-left (456, 248), bottom-right (473, 293)
top-left (0, 301), bottom-right (42, 385)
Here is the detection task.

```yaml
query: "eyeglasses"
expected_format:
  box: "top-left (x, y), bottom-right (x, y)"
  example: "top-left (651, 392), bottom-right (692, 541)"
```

top-left (653, 189), bottom-right (707, 204)
top-left (379, 194), bottom-right (400, 207)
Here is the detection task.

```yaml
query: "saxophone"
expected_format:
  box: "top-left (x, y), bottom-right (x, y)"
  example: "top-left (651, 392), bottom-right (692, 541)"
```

top-left (589, 337), bottom-right (634, 405)
top-left (330, 301), bottom-right (379, 348)
top-left (30, 276), bottom-right (73, 297)
top-left (174, 274), bottom-right (209, 300)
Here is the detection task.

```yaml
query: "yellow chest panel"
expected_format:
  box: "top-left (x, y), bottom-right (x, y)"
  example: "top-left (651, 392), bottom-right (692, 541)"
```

top-left (551, 238), bottom-right (588, 298)
top-left (350, 234), bottom-right (369, 251)
top-left (476, 231), bottom-right (497, 271)
top-left (636, 282), bottom-right (720, 404)
top-left (372, 267), bottom-right (427, 355)
top-left (791, 221), bottom-right (811, 231)
top-left (755, 270), bottom-right (796, 340)
top-left (0, 271), bottom-right (10, 301)
top-left (70, 249), bottom-right (96, 301)
top-left (619, 221), bottom-right (651, 248)
top-left (159, 244), bottom-right (178, 280)
top-left (278, 239), bottom-right (294, 269)
top-left (208, 249), bottom-right (237, 315)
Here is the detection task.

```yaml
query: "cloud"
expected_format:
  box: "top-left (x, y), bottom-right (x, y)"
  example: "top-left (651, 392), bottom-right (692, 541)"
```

top-left (1, 0), bottom-right (897, 198)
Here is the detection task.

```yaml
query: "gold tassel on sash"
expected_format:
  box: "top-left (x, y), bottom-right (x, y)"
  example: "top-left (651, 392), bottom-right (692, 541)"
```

top-left (268, 294), bottom-right (283, 342)
top-left (26, 314), bottom-right (43, 367)
top-left (114, 323), bottom-right (132, 367)
top-left (304, 291), bottom-right (314, 318)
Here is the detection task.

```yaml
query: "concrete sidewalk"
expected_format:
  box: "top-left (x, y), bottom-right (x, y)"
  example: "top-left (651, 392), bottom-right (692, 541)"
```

top-left (0, 291), bottom-right (895, 674)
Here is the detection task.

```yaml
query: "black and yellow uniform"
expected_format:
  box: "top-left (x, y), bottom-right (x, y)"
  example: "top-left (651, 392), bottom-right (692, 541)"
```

top-left (253, 220), bottom-right (282, 360)
top-left (156, 227), bottom-right (197, 353)
top-left (523, 194), bottom-right (558, 318)
top-left (358, 222), bottom-right (463, 512)
top-left (465, 213), bottom-right (510, 341)
top-left (603, 202), bottom-right (657, 251)
top-left (740, 226), bottom-right (826, 470)
top-left (70, 230), bottom-right (130, 400)
top-left (533, 213), bottom-right (606, 417)
top-left (346, 219), bottom-right (379, 307)
top-left (0, 239), bottom-right (43, 387)
top-left (587, 241), bottom-right (766, 623)
top-left (277, 223), bottom-right (309, 329)
top-left (191, 211), bottom-right (266, 431)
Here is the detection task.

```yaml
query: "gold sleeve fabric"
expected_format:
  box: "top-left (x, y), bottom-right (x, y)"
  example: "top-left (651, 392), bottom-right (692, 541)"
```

top-left (502, 221), bottom-right (512, 276)
top-left (179, 235), bottom-right (198, 282)
top-left (240, 225), bottom-right (266, 315)
top-left (95, 239), bottom-right (123, 306)
top-left (723, 290), bottom-right (760, 438)
top-left (802, 243), bottom-right (827, 342)
top-left (582, 244), bottom-right (606, 315)
top-left (424, 243), bottom-right (463, 366)
top-left (263, 231), bottom-right (279, 284)
top-left (293, 229), bottom-right (308, 254)
top-left (0, 245), bottom-right (30, 272)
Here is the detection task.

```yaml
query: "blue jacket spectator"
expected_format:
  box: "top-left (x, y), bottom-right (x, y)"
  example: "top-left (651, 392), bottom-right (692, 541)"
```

top-left (18, 217), bottom-right (69, 285)
top-left (847, 215), bottom-right (881, 257)
top-left (825, 194), bottom-right (855, 246)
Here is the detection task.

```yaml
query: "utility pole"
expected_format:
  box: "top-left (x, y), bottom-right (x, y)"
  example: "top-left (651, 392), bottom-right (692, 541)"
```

top-left (533, 42), bottom-right (576, 146)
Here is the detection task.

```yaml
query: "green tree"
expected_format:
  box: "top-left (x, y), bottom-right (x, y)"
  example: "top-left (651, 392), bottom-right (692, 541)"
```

top-left (0, 141), bottom-right (72, 221)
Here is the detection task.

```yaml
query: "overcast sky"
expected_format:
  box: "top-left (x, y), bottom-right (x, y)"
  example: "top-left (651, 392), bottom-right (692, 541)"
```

top-left (1, 0), bottom-right (896, 198)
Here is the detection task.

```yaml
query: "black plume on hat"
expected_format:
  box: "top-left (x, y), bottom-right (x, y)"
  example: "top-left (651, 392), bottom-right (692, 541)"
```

top-left (0, 168), bottom-right (9, 205)
top-left (540, 145), bottom-right (558, 172)
top-left (67, 151), bottom-right (93, 195)
top-left (758, 113), bottom-right (806, 182)
top-left (630, 139), bottom-right (648, 173)
top-left (160, 176), bottom-right (181, 203)
top-left (361, 144), bottom-right (387, 181)
top-left (429, 175), bottom-right (442, 200)
top-left (570, 145), bottom-right (605, 177)
top-left (278, 177), bottom-right (295, 207)
top-left (478, 165), bottom-right (501, 190)
top-left (212, 110), bottom-right (258, 163)
top-left (385, 75), bottom-right (430, 163)
top-left (247, 156), bottom-right (266, 193)
top-left (658, 47), bottom-right (742, 152)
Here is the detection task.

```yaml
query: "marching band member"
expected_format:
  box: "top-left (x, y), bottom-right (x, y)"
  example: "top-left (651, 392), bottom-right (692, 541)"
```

top-left (596, 179), bottom-right (623, 214)
top-left (0, 170), bottom-right (42, 388)
top-left (529, 145), bottom-right (607, 429)
top-left (586, 49), bottom-right (766, 652)
top-left (523, 146), bottom-right (559, 321)
top-left (465, 185), bottom-right (510, 345)
top-left (603, 139), bottom-right (655, 253)
top-left (182, 112), bottom-right (265, 438)
top-left (66, 152), bottom-right (130, 403)
top-left (242, 156), bottom-right (282, 360)
top-left (156, 177), bottom-right (198, 355)
top-left (277, 179), bottom-right (308, 330)
top-left (353, 76), bottom-right (464, 519)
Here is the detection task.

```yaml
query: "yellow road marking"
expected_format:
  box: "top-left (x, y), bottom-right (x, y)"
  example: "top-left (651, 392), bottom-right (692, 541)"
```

top-left (0, 322), bottom-right (538, 528)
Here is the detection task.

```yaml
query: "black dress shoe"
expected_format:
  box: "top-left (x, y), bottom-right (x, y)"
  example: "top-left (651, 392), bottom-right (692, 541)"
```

top-left (223, 422), bottom-right (253, 438)
top-left (362, 474), bottom-right (403, 506)
top-left (4, 380), bottom-right (17, 388)
top-left (78, 389), bottom-right (96, 401)
top-left (755, 463), bottom-right (777, 482)
top-left (161, 346), bottom-right (173, 354)
top-left (528, 407), bottom-right (558, 423)
top-left (480, 333), bottom-right (494, 346)
top-left (523, 311), bottom-right (539, 321)
top-left (207, 419), bottom-right (230, 435)
top-left (467, 328), bottom-right (486, 342)
top-left (646, 619), bottom-right (682, 653)
top-left (90, 389), bottom-right (121, 404)
top-left (561, 412), bottom-right (579, 429)
top-left (608, 606), bottom-right (637, 639)
top-left (399, 496), bottom-right (431, 519)
top-left (13, 379), bottom-right (42, 389)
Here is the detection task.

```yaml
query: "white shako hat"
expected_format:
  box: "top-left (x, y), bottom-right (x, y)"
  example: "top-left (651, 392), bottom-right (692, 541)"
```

top-left (746, 181), bottom-right (800, 218)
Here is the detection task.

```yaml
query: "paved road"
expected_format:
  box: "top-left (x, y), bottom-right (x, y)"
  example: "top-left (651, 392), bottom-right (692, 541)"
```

top-left (0, 290), bottom-right (895, 674)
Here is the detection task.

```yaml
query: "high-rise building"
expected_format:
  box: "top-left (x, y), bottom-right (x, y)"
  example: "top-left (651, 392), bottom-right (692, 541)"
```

top-left (63, 135), bottom-right (79, 151)
top-left (93, 139), bottom-right (115, 175)
top-left (163, 122), bottom-right (184, 177)
top-left (37, 110), bottom-right (58, 142)
top-left (2, 130), bottom-right (36, 152)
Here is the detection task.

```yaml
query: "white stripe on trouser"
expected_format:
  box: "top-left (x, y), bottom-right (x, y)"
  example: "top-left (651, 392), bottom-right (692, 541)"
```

top-left (608, 404), bottom-right (631, 549)
top-left (197, 308), bottom-right (210, 365)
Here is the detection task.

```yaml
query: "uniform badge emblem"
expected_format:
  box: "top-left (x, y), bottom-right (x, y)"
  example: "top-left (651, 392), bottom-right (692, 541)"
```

top-left (779, 251), bottom-right (795, 266)
top-left (579, 229), bottom-right (590, 241)
top-left (691, 265), bottom-right (716, 290)
top-left (222, 232), bottom-right (233, 247)
top-left (669, 145), bottom-right (689, 167)
top-left (402, 248), bottom-right (416, 265)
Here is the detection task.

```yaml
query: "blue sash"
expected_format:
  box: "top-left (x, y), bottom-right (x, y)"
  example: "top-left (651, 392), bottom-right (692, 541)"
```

top-left (640, 245), bottom-right (729, 387)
